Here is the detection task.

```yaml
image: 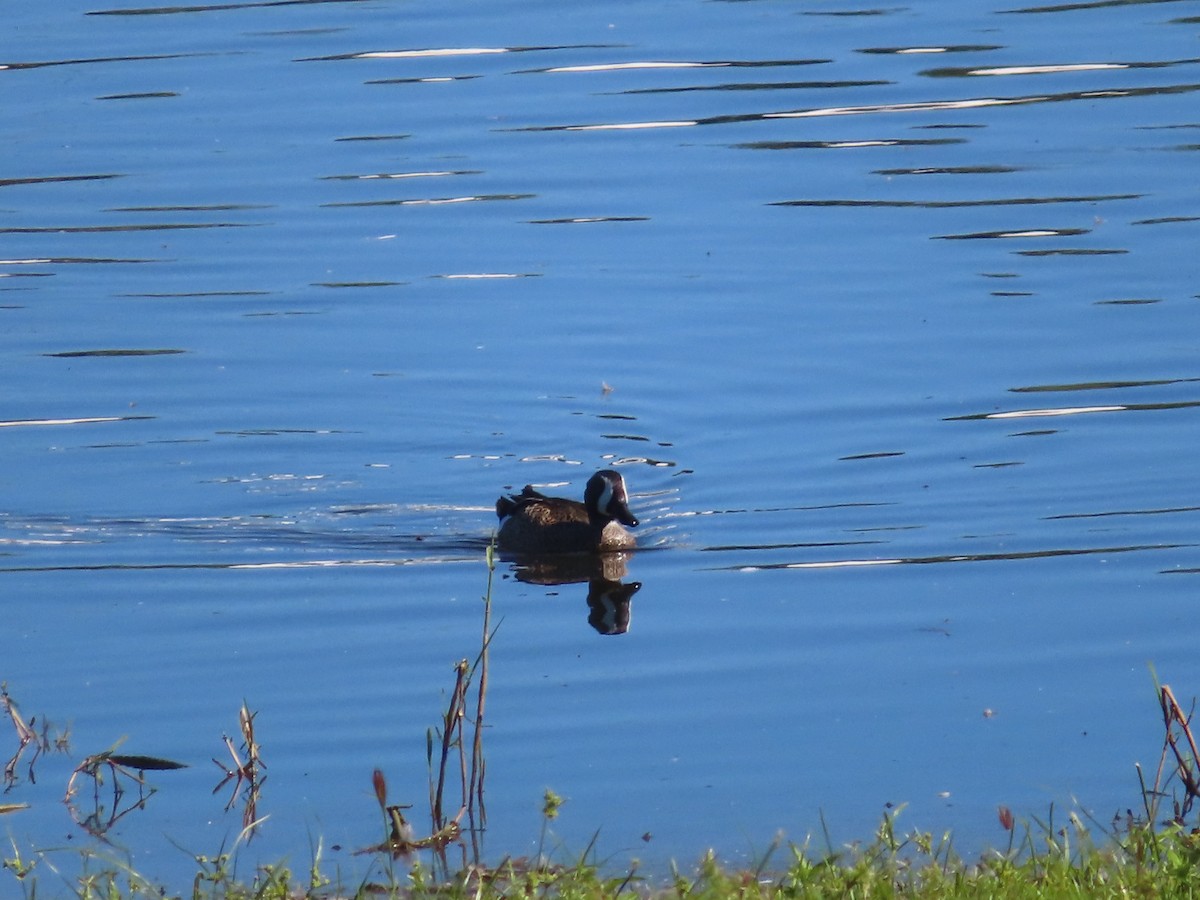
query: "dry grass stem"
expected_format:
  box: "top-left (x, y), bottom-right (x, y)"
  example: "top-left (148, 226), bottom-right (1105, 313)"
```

top-left (211, 701), bottom-right (266, 836)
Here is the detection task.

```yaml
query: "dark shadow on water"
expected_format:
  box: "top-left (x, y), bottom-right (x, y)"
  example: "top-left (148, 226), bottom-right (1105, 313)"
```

top-left (499, 550), bottom-right (643, 636)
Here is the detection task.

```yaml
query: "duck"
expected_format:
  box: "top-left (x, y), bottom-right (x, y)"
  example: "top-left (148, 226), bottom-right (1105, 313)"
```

top-left (495, 469), bottom-right (639, 554)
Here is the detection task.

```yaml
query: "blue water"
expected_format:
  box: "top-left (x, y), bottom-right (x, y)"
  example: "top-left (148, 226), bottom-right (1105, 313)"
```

top-left (4, 0), bottom-right (1200, 889)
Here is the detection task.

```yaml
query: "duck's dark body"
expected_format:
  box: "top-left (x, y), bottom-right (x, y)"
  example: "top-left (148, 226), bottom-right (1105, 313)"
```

top-left (496, 470), bottom-right (638, 554)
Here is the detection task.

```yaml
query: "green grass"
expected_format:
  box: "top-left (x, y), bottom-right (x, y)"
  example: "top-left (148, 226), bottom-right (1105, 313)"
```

top-left (9, 803), bottom-right (1200, 899)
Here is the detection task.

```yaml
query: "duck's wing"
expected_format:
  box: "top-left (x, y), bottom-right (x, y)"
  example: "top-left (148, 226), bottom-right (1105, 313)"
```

top-left (496, 485), bottom-right (553, 520)
top-left (496, 489), bottom-right (590, 527)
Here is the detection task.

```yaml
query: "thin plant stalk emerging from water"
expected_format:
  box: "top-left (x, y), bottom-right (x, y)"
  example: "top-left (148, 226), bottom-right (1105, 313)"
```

top-left (366, 538), bottom-right (499, 866)
top-left (211, 700), bottom-right (266, 839)
top-left (1142, 679), bottom-right (1200, 827)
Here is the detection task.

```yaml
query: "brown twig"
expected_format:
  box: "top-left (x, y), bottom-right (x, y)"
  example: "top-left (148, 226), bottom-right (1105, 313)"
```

top-left (1156, 684), bottom-right (1200, 824)
top-left (2, 685), bottom-right (37, 747)
top-left (431, 660), bottom-right (469, 832)
top-left (210, 702), bottom-right (265, 836)
top-left (64, 749), bottom-right (185, 837)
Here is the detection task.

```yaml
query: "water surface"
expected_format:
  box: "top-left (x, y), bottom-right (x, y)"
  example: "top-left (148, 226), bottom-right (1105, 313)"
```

top-left (4, 0), bottom-right (1200, 886)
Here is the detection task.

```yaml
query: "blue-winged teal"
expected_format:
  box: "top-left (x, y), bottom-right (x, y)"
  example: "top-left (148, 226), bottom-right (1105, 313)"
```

top-left (495, 469), bottom-right (639, 553)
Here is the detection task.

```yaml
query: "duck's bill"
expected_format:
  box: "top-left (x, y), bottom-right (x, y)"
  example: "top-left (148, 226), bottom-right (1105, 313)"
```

top-left (613, 503), bottom-right (639, 528)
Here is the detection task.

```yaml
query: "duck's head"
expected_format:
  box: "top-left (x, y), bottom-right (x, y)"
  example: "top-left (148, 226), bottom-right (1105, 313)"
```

top-left (585, 469), bottom-right (639, 528)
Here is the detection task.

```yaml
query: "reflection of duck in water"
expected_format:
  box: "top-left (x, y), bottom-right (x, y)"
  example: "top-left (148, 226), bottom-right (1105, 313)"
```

top-left (586, 578), bottom-right (640, 636)
top-left (496, 469), bottom-right (638, 554)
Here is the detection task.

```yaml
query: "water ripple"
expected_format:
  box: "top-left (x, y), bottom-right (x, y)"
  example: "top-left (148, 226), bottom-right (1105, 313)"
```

top-left (718, 543), bottom-right (1192, 572)
top-left (773, 194), bottom-right (1138, 208)
top-left (87, 0), bottom-right (369, 15)
top-left (511, 82), bottom-right (1200, 131)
